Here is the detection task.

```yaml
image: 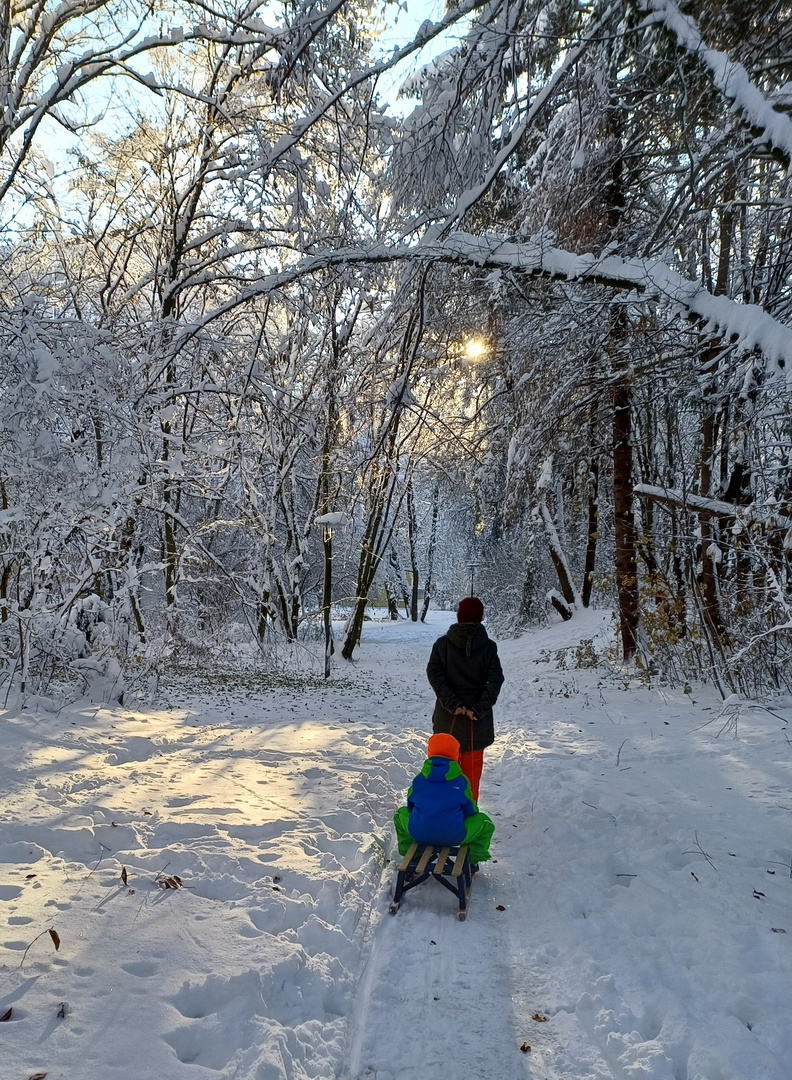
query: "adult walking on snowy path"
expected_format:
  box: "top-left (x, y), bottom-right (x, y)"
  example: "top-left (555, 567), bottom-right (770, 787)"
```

top-left (426, 597), bottom-right (504, 801)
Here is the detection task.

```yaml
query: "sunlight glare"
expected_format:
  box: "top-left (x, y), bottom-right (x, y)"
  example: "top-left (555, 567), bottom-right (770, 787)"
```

top-left (464, 339), bottom-right (488, 361)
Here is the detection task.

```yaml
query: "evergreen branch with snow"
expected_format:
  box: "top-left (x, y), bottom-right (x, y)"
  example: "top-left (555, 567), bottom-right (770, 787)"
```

top-left (636, 0), bottom-right (792, 168)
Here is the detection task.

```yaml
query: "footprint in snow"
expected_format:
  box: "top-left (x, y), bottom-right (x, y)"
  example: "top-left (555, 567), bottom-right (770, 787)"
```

top-left (248, 897), bottom-right (313, 935)
top-left (302, 766), bottom-right (332, 780)
top-left (104, 737), bottom-right (160, 765)
top-left (321, 809), bottom-right (373, 833)
top-left (225, 820), bottom-right (302, 843)
top-left (120, 959), bottom-right (158, 977)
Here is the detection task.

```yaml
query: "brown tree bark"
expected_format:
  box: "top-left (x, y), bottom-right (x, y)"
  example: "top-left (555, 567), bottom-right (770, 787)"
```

top-left (613, 362), bottom-right (639, 661)
top-left (604, 142), bottom-right (640, 661)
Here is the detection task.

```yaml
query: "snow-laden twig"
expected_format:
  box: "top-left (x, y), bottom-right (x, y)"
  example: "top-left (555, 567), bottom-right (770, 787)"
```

top-left (637, 0), bottom-right (792, 168)
top-left (682, 831), bottom-right (717, 870)
top-left (434, 3), bottom-right (618, 236)
top-left (634, 484), bottom-right (792, 535)
top-left (170, 231), bottom-right (792, 388)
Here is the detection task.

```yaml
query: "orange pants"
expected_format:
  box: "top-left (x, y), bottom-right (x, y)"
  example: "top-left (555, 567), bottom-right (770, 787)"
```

top-left (459, 749), bottom-right (484, 802)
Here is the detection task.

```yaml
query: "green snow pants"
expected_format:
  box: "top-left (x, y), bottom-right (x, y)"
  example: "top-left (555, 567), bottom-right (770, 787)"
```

top-left (393, 805), bottom-right (494, 864)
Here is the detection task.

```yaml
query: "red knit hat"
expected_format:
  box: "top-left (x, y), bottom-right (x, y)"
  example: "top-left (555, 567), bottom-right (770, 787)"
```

top-left (427, 733), bottom-right (460, 760)
top-left (456, 596), bottom-right (484, 623)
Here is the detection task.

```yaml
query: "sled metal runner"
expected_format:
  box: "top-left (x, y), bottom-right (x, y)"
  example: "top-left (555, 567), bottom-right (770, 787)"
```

top-left (390, 842), bottom-right (472, 920)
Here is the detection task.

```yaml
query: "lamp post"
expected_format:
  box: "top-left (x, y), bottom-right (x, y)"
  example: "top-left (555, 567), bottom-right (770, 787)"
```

top-left (466, 561), bottom-right (479, 597)
top-left (314, 512), bottom-right (349, 679)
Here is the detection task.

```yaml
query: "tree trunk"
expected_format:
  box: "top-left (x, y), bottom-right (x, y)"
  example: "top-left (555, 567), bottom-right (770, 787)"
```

top-left (385, 580), bottom-right (400, 620)
top-left (420, 483), bottom-right (439, 622)
top-left (536, 487), bottom-right (580, 611)
top-left (317, 307), bottom-right (342, 673)
top-left (389, 544), bottom-right (411, 616)
top-left (0, 561), bottom-right (12, 623)
top-left (0, 478), bottom-right (11, 624)
top-left (613, 366), bottom-right (639, 661)
top-left (696, 177), bottom-right (735, 644)
top-left (581, 457), bottom-right (599, 608)
top-left (321, 525), bottom-right (333, 678)
top-left (603, 136), bottom-right (640, 661)
top-left (406, 480), bottom-right (419, 621)
top-left (118, 512), bottom-right (146, 642)
top-left (341, 465), bottom-right (393, 659)
top-left (698, 397), bottom-right (724, 642)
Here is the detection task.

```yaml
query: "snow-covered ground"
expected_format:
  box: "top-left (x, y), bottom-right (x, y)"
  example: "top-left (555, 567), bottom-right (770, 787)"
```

top-left (1, 610), bottom-right (791, 1080)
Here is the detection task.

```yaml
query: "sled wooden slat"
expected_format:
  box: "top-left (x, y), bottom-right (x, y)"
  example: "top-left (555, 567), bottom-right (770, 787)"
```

top-left (433, 846), bottom-right (451, 875)
top-left (415, 845), bottom-right (435, 875)
top-left (451, 845), bottom-right (469, 877)
top-left (391, 843), bottom-right (472, 919)
top-left (398, 843), bottom-right (419, 873)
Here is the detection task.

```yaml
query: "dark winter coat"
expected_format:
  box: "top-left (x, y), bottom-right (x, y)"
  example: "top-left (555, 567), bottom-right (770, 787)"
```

top-left (426, 623), bottom-right (504, 752)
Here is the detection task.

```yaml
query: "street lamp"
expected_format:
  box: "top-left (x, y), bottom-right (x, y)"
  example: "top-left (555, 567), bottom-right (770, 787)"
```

top-left (314, 512), bottom-right (349, 679)
top-left (465, 561), bottom-right (479, 596)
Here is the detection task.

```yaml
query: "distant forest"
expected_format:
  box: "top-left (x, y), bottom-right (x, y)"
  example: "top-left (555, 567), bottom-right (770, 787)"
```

top-left (2, 0), bottom-right (792, 699)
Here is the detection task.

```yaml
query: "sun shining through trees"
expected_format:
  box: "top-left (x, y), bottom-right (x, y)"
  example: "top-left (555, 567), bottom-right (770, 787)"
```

top-left (463, 338), bottom-right (488, 361)
top-left (2, 0), bottom-right (792, 696)
top-left (2, 5), bottom-right (792, 1075)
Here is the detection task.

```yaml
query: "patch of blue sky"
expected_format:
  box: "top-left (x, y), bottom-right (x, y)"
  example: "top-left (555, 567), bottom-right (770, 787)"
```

top-left (373, 0), bottom-right (470, 114)
top-left (3, 1), bottom-right (469, 232)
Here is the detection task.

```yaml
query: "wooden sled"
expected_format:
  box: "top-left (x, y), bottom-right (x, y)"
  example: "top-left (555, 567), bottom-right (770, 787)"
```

top-left (390, 842), bottom-right (472, 920)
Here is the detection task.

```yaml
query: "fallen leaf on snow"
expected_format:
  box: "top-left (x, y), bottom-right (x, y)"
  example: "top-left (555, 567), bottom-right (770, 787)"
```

top-left (48, 929), bottom-right (60, 951)
top-left (0, 1007), bottom-right (11, 1021)
top-left (532, 1014), bottom-right (548, 1022)
top-left (158, 875), bottom-right (182, 890)
top-left (496, 905), bottom-right (506, 911)
top-left (771, 927), bottom-right (786, 933)
top-left (520, 1043), bottom-right (531, 1052)
top-left (121, 867), bottom-right (128, 886)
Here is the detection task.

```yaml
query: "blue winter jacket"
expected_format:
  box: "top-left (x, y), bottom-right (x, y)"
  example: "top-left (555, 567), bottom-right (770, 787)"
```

top-left (406, 757), bottom-right (477, 846)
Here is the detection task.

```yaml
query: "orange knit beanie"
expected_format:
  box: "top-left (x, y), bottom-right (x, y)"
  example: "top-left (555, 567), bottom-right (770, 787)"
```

top-left (427, 733), bottom-right (461, 760)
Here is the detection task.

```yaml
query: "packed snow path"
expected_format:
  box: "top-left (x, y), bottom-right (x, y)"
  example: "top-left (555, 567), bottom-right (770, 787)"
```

top-left (1, 611), bottom-right (791, 1080)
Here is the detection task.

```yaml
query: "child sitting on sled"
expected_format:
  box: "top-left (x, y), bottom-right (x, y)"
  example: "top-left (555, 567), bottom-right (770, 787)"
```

top-left (393, 733), bottom-right (494, 866)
